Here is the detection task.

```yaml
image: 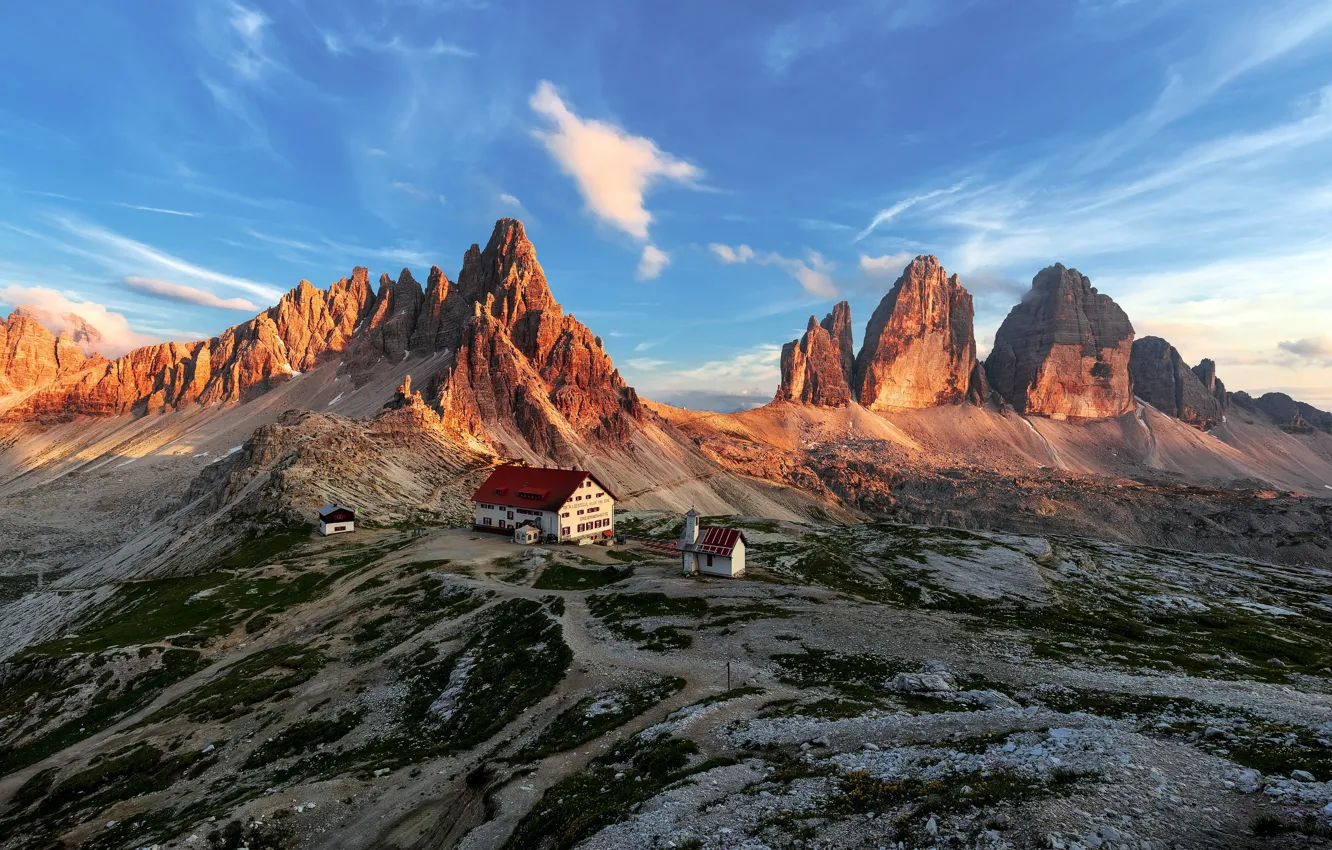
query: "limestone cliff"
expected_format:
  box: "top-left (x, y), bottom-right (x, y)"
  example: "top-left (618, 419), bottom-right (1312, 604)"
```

top-left (2, 218), bottom-right (644, 462)
top-left (1129, 337), bottom-right (1224, 429)
top-left (427, 219), bottom-right (642, 457)
top-left (853, 256), bottom-right (977, 410)
top-left (1192, 359), bottom-right (1229, 414)
top-left (0, 309), bottom-right (101, 397)
top-left (776, 304), bottom-right (854, 407)
top-left (984, 264), bottom-right (1135, 419)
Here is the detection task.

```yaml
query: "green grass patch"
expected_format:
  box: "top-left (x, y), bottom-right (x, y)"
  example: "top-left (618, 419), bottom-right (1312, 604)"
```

top-left (516, 676), bottom-right (684, 761)
top-left (504, 733), bottom-right (719, 850)
top-left (773, 648), bottom-right (912, 698)
top-left (348, 577), bottom-right (485, 663)
top-left (243, 710), bottom-right (363, 769)
top-left (534, 562), bottom-right (632, 591)
top-left (149, 644), bottom-right (324, 723)
top-left (587, 593), bottom-right (708, 651)
top-left (0, 647), bottom-right (206, 776)
top-left (289, 599), bottom-right (571, 779)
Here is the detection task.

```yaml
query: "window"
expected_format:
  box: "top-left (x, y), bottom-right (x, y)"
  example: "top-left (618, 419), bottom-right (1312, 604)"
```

top-left (587, 506), bottom-right (599, 514)
top-left (577, 509), bottom-right (584, 515)
top-left (507, 511), bottom-right (514, 519)
top-left (707, 554), bottom-right (713, 567)
top-left (561, 512), bottom-right (570, 518)
top-left (575, 495), bottom-right (582, 501)
top-left (562, 527), bottom-right (570, 536)
top-left (483, 517), bottom-right (492, 526)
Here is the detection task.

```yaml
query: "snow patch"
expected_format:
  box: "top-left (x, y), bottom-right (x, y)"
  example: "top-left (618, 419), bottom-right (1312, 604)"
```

top-left (327, 392), bottom-right (344, 407)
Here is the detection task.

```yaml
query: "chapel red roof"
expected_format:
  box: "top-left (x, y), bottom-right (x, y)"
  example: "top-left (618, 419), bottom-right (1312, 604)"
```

top-left (688, 526), bottom-right (745, 556)
top-left (469, 465), bottom-right (618, 512)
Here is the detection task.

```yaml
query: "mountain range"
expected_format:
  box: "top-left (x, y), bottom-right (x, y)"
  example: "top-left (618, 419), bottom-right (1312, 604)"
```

top-left (2, 218), bottom-right (1331, 586)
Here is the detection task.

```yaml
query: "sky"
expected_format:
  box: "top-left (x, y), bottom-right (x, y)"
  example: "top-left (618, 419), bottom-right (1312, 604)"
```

top-left (1, 0), bottom-right (1331, 412)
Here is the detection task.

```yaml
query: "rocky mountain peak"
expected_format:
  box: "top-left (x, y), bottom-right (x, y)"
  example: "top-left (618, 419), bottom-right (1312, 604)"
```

top-left (853, 255), bottom-right (977, 410)
top-left (985, 263), bottom-right (1135, 419)
top-left (0, 308), bottom-right (103, 398)
top-left (776, 306), bottom-right (854, 407)
top-left (1129, 336), bottom-right (1224, 429)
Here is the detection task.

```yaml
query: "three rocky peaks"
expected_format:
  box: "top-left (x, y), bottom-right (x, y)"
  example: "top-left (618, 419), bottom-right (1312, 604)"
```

top-left (2, 217), bottom-right (1328, 440)
top-left (773, 255), bottom-right (1320, 432)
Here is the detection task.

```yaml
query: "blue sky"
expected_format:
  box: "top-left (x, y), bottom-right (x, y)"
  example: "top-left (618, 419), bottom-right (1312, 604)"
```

top-left (2, 0), bottom-right (1331, 411)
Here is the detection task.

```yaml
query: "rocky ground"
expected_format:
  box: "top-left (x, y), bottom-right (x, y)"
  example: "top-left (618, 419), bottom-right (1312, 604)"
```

top-left (1, 511), bottom-right (1331, 850)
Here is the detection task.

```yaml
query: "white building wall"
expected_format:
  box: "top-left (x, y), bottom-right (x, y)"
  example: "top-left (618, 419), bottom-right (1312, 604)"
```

top-left (472, 476), bottom-right (615, 542)
top-left (320, 521), bottom-right (354, 536)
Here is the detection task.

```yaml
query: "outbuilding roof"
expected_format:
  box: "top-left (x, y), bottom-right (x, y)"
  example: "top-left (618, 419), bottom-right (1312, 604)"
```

top-left (470, 465), bottom-right (618, 512)
top-left (318, 504), bottom-right (356, 518)
top-left (684, 526), bottom-right (746, 557)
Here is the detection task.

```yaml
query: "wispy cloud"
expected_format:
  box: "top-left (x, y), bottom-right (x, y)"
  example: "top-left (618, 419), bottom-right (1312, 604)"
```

top-left (761, 0), bottom-right (953, 73)
top-left (115, 203), bottom-right (200, 217)
top-left (636, 244), bottom-right (670, 280)
top-left (1082, 1), bottom-right (1332, 168)
top-left (392, 181), bottom-right (432, 201)
top-left (530, 80), bottom-right (701, 241)
top-left (499, 192), bottom-right (522, 206)
top-left (625, 357), bottom-right (669, 370)
top-left (855, 183), bottom-right (966, 241)
top-left (859, 252), bottom-right (914, 276)
top-left (708, 243), bottom-right (837, 297)
top-left (319, 31), bottom-right (475, 59)
top-left (122, 275), bottom-right (257, 311)
top-left (53, 216), bottom-right (282, 303)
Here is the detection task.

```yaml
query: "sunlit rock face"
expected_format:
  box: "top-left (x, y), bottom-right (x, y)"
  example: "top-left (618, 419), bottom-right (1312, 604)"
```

top-left (776, 303), bottom-right (854, 407)
top-left (985, 263), bottom-right (1135, 420)
top-left (853, 256), bottom-right (977, 411)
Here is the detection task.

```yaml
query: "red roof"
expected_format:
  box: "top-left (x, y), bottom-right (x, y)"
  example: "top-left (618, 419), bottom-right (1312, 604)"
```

top-left (688, 526), bottom-right (745, 556)
top-left (469, 465), bottom-right (618, 512)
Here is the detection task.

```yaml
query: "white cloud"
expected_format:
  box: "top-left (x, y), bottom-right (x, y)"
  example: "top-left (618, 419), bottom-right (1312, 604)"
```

top-left (855, 183), bottom-right (966, 241)
top-left (320, 32), bottom-right (475, 59)
top-left (366, 147), bottom-right (388, 157)
top-left (651, 344), bottom-right (784, 391)
top-left (115, 203), bottom-right (199, 217)
top-left (123, 276), bottom-right (258, 311)
top-left (499, 192), bottom-right (522, 207)
top-left (708, 243), bottom-right (838, 297)
top-left (710, 243), bottom-right (755, 264)
top-left (1083, 2), bottom-right (1332, 167)
top-left (0, 285), bottom-right (157, 357)
top-left (225, 1), bottom-right (271, 81)
top-left (54, 216), bottom-right (282, 303)
top-left (859, 252), bottom-right (914, 275)
top-left (392, 181), bottom-right (431, 201)
top-left (530, 80), bottom-right (701, 241)
top-left (625, 357), bottom-right (669, 370)
top-left (636, 244), bottom-right (670, 280)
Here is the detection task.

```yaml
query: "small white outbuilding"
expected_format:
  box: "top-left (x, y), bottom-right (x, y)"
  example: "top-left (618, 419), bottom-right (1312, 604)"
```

top-left (317, 504), bottom-right (356, 536)
top-left (678, 508), bottom-right (747, 578)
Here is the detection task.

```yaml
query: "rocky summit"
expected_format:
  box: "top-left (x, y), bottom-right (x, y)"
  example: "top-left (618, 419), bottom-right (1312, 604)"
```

top-left (985, 263), bottom-right (1136, 420)
top-left (853, 255), bottom-right (979, 410)
top-left (0, 308), bottom-right (102, 397)
top-left (776, 304), bottom-right (854, 406)
top-left (1129, 336), bottom-right (1225, 430)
